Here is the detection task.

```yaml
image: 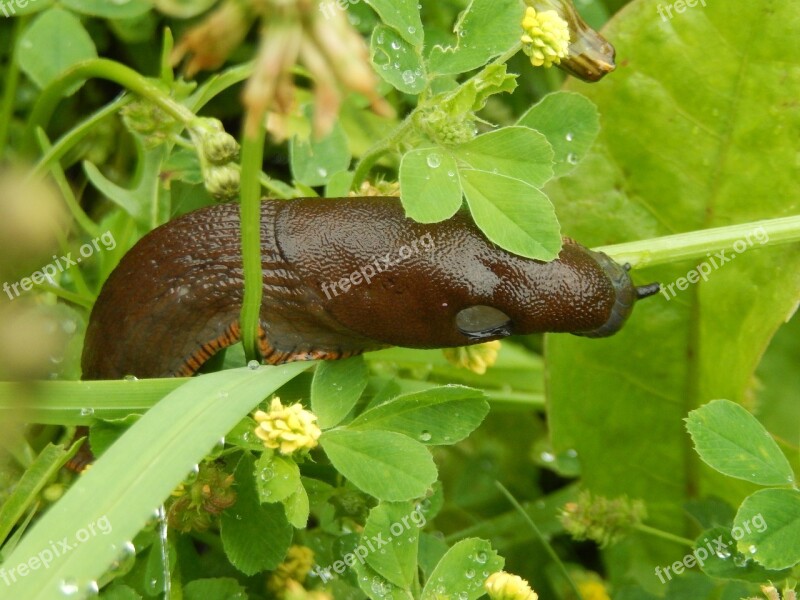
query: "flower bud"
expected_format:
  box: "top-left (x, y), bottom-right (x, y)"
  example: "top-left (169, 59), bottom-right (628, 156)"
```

top-left (485, 571), bottom-right (538, 600)
top-left (253, 397), bottom-right (321, 455)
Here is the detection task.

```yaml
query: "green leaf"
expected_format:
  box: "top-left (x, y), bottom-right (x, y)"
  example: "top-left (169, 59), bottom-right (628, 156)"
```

top-left (686, 400), bottom-right (795, 486)
top-left (734, 489), bottom-right (800, 570)
top-left (428, 0), bottom-right (524, 75)
top-left (254, 452), bottom-right (301, 503)
top-left (18, 7), bottom-right (97, 90)
top-left (362, 502), bottom-right (424, 588)
top-left (348, 386), bottom-right (489, 445)
top-left (453, 127), bottom-right (554, 189)
top-left (517, 91), bottom-right (601, 177)
top-left (220, 454), bottom-right (293, 575)
top-left (1, 363), bottom-right (308, 598)
top-left (461, 169), bottom-right (561, 260)
top-left (354, 560), bottom-right (414, 600)
top-left (320, 430), bottom-right (437, 501)
top-left (61, 0), bottom-right (152, 18)
top-left (370, 25), bottom-right (426, 95)
top-left (0, 442), bottom-right (80, 546)
top-left (399, 149), bottom-right (462, 223)
top-left (363, 0), bottom-right (423, 47)
top-left (545, 0), bottom-right (800, 585)
top-left (184, 578), bottom-right (247, 600)
top-left (290, 111), bottom-right (351, 187)
top-left (311, 356), bottom-right (369, 429)
top-left (695, 525), bottom-right (791, 583)
top-left (420, 538), bottom-right (503, 600)
top-left (283, 483), bottom-right (310, 528)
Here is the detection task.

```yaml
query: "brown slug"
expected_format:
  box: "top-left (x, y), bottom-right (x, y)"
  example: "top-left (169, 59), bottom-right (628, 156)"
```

top-left (81, 196), bottom-right (658, 380)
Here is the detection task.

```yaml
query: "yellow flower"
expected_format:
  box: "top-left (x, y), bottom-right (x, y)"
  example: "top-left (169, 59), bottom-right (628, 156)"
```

top-left (442, 340), bottom-right (501, 375)
top-left (485, 571), bottom-right (538, 600)
top-left (253, 397), bottom-right (321, 455)
top-left (520, 6), bottom-right (571, 68)
top-left (578, 579), bottom-right (610, 600)
top-left (267, 545), bottom-right (317, 598)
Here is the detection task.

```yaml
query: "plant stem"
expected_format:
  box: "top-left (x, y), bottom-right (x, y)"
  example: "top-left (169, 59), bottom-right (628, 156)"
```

top-left (634, 523), bottom-right (695, 548)
top-left (495, 481), bottom-right (582, 599)
top-left (596, 215), bottom-right (800, 269)
top-left (24, 59), bottom-right (196, 155)
top-left (239, 113), bottom-right (268, 362)
top-left (0, 16), bottom-right (26, 159)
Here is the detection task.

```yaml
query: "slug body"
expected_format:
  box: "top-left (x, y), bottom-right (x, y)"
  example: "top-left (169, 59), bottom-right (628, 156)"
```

top-left (82, 197), bottom-right (653, 380)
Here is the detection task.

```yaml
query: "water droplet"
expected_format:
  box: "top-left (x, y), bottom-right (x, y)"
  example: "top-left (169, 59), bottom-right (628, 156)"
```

top-left (733, 554), bottom-right (748, 567)
top-left (447, 170), bottom-right (455, 177)
top-left (419, 430), bottom-right (432, 442)
top-left (248, 360), bottom-right (260, 370)
top-left (715, 548), bottom-right (731, 559)
top-left (259, 467), bottom-right (275, 482)
top-left (317, 167), bottom-right (328, 178)
top-left (465, 568), bottom-right (475, 579)
top-left (565, 448), bottom-right (578, 457)
top-left (80, 407), bottom-right (94, 417)
top-left (123, 374), bottom-right (138, 381)
top-left (402, 70), bottom-right (415, 85)
top-left (390, 40), bottom-right (401, 50)
top-left (474, 551), bottom-right (487, 563)
top-left (377, 33), bottom-right (385, 44)
top-left (566, 153), bottom-right (579, 164)
top-left (426, 154), bottom-right (441, 169)
top-left (84, 580), bottom-right (99, 596)
top-left (458, 593), bottom-right (469, 600)
top-left (60, 579), bottom-right (79, 596)
top-left (565, 132), bottom-right (574, 142)
top-left (540, 451), bottom-right (555, 463)
top-left (748, 545), bottom-right (757, 554)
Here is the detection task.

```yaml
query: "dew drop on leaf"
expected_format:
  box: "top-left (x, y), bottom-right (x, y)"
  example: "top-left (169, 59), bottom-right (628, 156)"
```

top-left (426, 154), bottom-right (441, 169)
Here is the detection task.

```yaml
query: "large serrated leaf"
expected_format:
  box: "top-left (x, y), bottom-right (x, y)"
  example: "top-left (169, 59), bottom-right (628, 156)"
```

top-left (545, 0), bottom-right (800, 587)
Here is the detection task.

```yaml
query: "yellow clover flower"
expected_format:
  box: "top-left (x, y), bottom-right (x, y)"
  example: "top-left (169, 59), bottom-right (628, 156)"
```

top-left (442, 340), bottom-right (501, 375)
top-left (253, 397), bottom-right (321, 455)
top-left (520, 6), bottom-right (571, 68)
top-left (485, 571), bottom-right (539, 600)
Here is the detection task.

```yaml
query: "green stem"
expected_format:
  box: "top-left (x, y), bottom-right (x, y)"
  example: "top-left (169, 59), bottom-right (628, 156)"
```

top-left (495, 481), bottom-right (582, 599)
top-left (239, 116), bottom-right (268, 362)
top-left (596, 215), bottom-right (800, 269)
top-left (34, 130), bottom-right (102, 238)
top-left (24, 58), bottom-right (195, 155)
top-left (35, 284), bottom-right (93, 309)
top-left (634, 523), bottom-right (695, 548)
top-left (0, 16), bottom-right (26, 159)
